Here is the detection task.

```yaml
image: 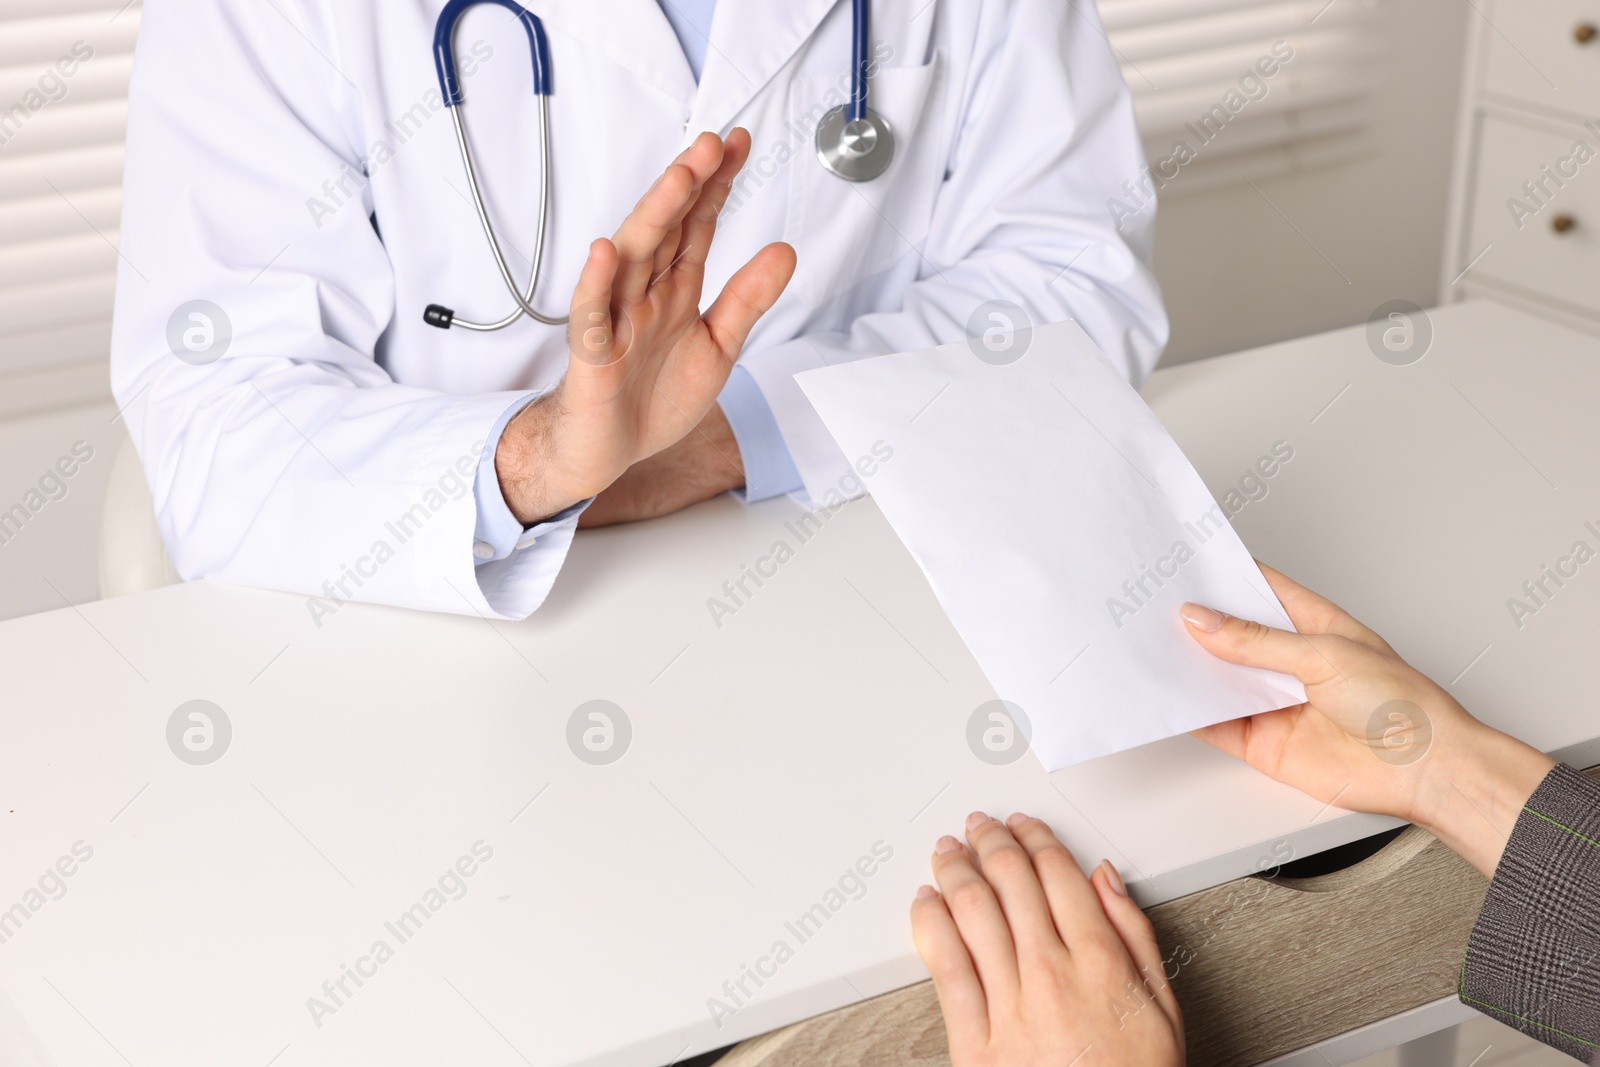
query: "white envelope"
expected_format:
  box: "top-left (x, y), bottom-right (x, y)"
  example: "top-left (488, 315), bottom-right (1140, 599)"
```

top-left (795, 320), bottom-right (1307, 770)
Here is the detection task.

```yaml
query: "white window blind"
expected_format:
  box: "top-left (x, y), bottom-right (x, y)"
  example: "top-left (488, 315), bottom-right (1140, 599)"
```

top-left (0, 0), bottom-right (138, 379)
top-left (1100, 0), bottom-right (1389, 195)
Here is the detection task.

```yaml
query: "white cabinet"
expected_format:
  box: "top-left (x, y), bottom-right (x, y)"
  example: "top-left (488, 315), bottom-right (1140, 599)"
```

top-left (1481, 1), bottom-right (1600, 113)
top-left (1443, 1), bottom-right (1600, 331)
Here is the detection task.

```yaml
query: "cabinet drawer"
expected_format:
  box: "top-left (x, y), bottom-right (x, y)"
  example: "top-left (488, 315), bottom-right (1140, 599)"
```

top-left (1464, 113), bottom-right (1600, 316)
top-left (1482, 0), bottom-right (1600, 116)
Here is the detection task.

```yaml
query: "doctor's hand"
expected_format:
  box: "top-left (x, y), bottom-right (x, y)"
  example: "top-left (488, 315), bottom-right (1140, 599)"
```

top-left (497, 129), bottom-right (795, 524)
top-left (1182, 563), bottom-right (1553, 879)
top-left (911, 813), bottom-right (1184, 1067)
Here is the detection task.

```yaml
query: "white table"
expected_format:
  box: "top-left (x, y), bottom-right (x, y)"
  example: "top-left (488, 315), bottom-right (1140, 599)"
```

top-left (2, 301), bottom-right (1597, 1067)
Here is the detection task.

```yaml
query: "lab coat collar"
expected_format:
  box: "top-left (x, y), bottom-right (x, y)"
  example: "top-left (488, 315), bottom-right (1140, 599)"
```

top-left (694, 0), bottom-right (844, 136)
top-left (525, 0), bottom-right (844, 138)
top-left (521, 0), bottom-right (698, 109)
top-left (690, 0), bottom-right (842, 136)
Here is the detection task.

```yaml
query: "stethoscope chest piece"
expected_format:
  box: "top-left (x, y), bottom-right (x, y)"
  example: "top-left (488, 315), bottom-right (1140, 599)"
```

top-left (815, 104), bottom-right (895, 182)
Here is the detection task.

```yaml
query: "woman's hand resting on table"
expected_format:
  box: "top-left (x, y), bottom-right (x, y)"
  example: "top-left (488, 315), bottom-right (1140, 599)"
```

top-left (910, 563), bottom-right (1554, 1067)
top-left (910, 812), bottom-right (1183, 1067)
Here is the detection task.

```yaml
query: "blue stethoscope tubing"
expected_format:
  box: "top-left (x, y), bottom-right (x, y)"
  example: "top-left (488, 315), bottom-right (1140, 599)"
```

top-left (426, 0), bottom-right (563, 331)
top-left (815, 0), bottom-right (895, 182)
top-left (425, 0), bottom-right (891, 332)
top-left (850, 0), bottom-right (869, 121)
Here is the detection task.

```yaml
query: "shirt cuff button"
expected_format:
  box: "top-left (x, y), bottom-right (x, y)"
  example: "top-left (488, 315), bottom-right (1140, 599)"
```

top-left (472, 540), bottom-right (496, 560)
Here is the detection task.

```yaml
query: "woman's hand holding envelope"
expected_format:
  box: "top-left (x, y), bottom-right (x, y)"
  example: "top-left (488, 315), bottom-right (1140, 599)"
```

top-left (1183, 562), bottom-right (1553, 879)
top-left (911, 564), bottom-right (1557, 1067)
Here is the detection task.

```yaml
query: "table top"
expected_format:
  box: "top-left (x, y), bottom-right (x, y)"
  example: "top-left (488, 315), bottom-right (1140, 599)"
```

top-left (2, 300), bottom-right (1597, 1067)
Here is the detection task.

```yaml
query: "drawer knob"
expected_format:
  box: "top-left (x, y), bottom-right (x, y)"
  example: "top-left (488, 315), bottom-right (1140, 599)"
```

top-left (1552, 214), bottom-right (1578, 234)
top-left (1577, 22), bottom-right (1598, 43)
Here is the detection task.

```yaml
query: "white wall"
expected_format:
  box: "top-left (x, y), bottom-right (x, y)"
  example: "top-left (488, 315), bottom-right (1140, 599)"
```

top-left (1152, 0), bottom-right (1473, 366)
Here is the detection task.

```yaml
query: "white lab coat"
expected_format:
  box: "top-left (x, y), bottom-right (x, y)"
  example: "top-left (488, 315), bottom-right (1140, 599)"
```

top-left (111, 0), bottom-right (1167, 620)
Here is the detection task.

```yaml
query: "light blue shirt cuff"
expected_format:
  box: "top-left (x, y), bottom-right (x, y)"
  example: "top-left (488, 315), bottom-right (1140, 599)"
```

top-left (719, 364), bottom-right (803, 503)
top-left (473, 395), bottom-right (591, 564)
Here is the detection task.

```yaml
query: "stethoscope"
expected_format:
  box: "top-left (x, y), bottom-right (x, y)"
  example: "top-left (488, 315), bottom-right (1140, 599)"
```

top-left (424, 0), bottom-right (895, 333)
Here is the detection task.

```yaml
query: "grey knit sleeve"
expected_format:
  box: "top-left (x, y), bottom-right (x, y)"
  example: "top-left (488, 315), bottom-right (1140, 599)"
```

top-left (1460, 763), bottom-right (1600, 1062)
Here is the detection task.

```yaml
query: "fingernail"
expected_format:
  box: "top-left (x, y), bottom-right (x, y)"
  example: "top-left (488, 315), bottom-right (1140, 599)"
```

top-left (1102, 861), bottom-right (1129, 898)
top-left (1180, 603), bottom-right (1227, 632)
top-left (965, 811), bottom-right (990, 833)
top-left (1006, 812), bottom-right (1029, 828)
top-left (935, 835), bottom-right (963, 855)
top-left (915, 884), bottom-right (938, 900)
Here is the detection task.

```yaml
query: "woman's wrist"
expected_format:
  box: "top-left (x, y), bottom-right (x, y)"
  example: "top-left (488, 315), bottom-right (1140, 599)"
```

top-left (1411, 718), bottom-right (1555, 879)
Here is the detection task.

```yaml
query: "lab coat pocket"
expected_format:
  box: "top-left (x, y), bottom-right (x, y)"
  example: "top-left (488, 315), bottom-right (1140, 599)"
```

top-left (786, 54), bottom-right (946, 306)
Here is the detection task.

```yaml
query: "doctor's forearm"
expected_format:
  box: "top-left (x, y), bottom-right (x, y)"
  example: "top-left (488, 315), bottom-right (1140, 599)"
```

top-left (579, 405), bottom-right (745, 528)
top-left (495, 393), bottom-right (582, 526)
top-left (495, 391), bottom-right (747, 527)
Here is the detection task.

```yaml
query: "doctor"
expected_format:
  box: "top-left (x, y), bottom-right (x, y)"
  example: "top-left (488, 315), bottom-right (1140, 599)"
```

top-left (111, 0), bottom-right (1167, 620)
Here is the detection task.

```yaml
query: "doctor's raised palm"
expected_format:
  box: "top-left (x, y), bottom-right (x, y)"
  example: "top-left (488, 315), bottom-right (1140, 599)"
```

top-left (495, 130), bottom-right (797, 525)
